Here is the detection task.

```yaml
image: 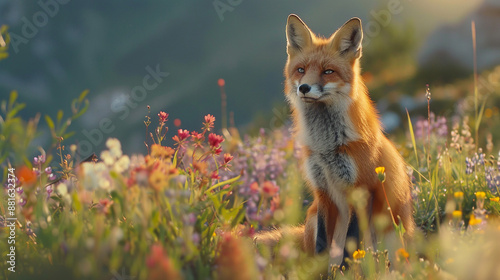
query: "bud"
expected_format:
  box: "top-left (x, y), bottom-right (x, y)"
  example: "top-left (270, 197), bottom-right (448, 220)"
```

top-left (375, 166), bottom-right (386, 183)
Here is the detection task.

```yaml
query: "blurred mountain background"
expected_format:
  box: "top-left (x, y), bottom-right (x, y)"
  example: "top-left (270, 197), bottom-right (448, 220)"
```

top-left (1, 0), bottom-right (499, 157)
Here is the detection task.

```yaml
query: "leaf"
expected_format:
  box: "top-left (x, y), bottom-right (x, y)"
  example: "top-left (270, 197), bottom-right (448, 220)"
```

top-left (78, 89), bottom-right (89, 103)
top-left (205, 174), bottom-right (241, 193)
top-left (230, 207), bottom-right (246, 228)
top-left (71, 99), bottom-right (89, 120)
top-left (8, 91), bottom-right (18, 109)
top-left (45, 115), bottom-right (55, 136)
top-left (72, 192), bottom-right (82, 212)
top-left (62, 131), bottom-right (75, 139)
top-left (6, 103), bottom-right (25, 119)
top-left (57, 110), bottom-right (64, 125)
top-left (475, 96), bottom-right (488, 132)
top-left (406, 109), bottom-right (419, 168)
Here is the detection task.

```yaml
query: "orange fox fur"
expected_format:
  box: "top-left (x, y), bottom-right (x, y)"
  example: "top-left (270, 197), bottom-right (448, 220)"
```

top-left (255, 15), bottom-right (415, 266)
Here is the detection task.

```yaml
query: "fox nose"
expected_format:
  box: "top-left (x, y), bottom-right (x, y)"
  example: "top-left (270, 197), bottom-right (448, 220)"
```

top-left (298, 84), bottom-right (311, 94)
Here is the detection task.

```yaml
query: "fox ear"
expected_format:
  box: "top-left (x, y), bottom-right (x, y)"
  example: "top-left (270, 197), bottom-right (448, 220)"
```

top-left (331, 18), bottom-right (363, 59)
top-left (286, 14), bottom-right (313, 56)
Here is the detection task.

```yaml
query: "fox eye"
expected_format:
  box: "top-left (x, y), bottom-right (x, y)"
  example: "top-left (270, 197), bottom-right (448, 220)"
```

top-left (324, 69), bottom-right (334, 74)
top-left (297, 67), bottom-right (305, 73)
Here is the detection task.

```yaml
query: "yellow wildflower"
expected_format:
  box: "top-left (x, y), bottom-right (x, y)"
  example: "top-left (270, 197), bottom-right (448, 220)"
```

top-left (454, 191), bottom-right (464, 201)
top-left (476, 192), bottom-right (486, 210)
top-left (475, 192), bottom-right (486, 200)
top-left (375, 167), bottom-right (386, 183)
top-left (469, 214), bottom-right (482, 226)
top-left (490, 197), bottom-right (500, 202)
top-left (452, 210), bottom-right (462, 220)
top-left (396, 248), bottom-right (409, 259)
top-left (353, 249), bottom-right (366, 259)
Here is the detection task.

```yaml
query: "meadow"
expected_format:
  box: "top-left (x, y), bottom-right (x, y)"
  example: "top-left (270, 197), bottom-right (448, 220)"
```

top-left (2, 24), bottom-right (500, 280)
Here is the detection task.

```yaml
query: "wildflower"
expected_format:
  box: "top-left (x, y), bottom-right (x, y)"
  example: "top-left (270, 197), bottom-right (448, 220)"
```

top-left (203, 114), bottom-right (215, 131)
top-left (396, 248), bottom-right (409, 260)
top-left (415, 112), bottom-right (448, 140)
top-left (101, 150), bottom-right (115, 165)
top-left (475, 192), bottom-right (486, 199)
top-left (17, 166), bottom-right (36, 185)
top-left (454, 191), bottom-right (464, 200)
top-left (192, 161), bottom-right (208, 176)
top-left (452, 210), bottom-right (462, 220)
top-left (211, 171), bottom-right (221, 180)
top-left (158, 111), bottom-right (168, 124)
top-left (208, 133), bottom-right (224, 148)
top-left (176, 129), bottom-right (190, 141)
top-left (106, 138), bottom-right (123, 158)
top-left (353, 249), bottom-right (366, 259)
top-left (425, 84), bottom-right (431, 100)
top-left (33, 154), bottom-right (46, 165)
top-left (249, 182), bottom-right (259, 194)
top-left (375, 166), bottom-right (386, 183)
top-left (45, 185), bottom-right (53, 200)
top-left (113, 155), bottom-right (130, 173)
top-left (150, 144), bottom-right (175, 159)
top-left (216, 233), bottom-right (257, 280)
top-left (149, 170), bottom-right (168, 191)
top-left (490, 197), bottom-right (500, 202)
top-left (19, 198), bottom-right (27, 207)
top-left (223, 153), bottom-right (233, 164)
top-left (262, 181), bottom-right (279, 197)
top-left (97, 198), bottom-right (114, 215)
top-left (469, 214), bottom-right (482, 226)
top-left (44, 167), bottom-right (52, 174)
top-left (476, 191), bottom-right (486, 210)
top-left (146, 244), bottom-right (182, 280)
top-left (191, 131), bottom-right (204, 147)
top-left (454, 191), bottom-right (464, 205)
top-left (80, 162), bottom-right (112, 191)
top-left (465, 157), bottom-right (474, 174)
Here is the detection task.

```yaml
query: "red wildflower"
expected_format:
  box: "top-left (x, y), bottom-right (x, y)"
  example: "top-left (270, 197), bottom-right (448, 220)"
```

top-left (191, 131), bottom-right (204, 148)
top-left (214, 147), bottom-right (222, 155)
top-left (223, 153), bottom-right (233, 164)
top-left (262, 181), bottom-right (279, 197)
top-left (250, 182), bottom-right (259, 194)
top-left (211, 170), bottom-right (221, 180)
top-left (208, 133), bottom-right (224, 148)
top-left (218, 78), bottom-right (225, 87)
top-left (204, 114), bottom-right (215, 131)
top-left (177, 129), bottom-right (190, 141)
top-left (158, 111), bottom-right (169, 123)
top-left (17, 166), bottom-right (36, 185)
top-left (146, 244), bottom-right (182, 280)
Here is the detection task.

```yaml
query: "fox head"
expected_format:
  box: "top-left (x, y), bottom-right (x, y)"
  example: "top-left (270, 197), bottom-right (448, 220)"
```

top-left (284, 15), bottom-right (364, 110)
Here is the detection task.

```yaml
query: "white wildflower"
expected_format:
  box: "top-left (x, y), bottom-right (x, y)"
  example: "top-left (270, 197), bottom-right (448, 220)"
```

top-left (101, 150), bottom-right (115, 166)
top-left (113, 155), bottom-right (130, 173)
top-left (106, 138), bottom-right (122, 158)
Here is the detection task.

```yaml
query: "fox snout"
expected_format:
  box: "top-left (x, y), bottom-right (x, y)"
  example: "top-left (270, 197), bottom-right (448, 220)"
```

top-left (296, 83), bottom-right (324, 101)
top-left (298, 84), bottom-right (311, 94)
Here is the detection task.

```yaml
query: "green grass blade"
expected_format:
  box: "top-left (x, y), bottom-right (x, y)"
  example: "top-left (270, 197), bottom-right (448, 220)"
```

top-left (406, 109), bottom-right (419, 167)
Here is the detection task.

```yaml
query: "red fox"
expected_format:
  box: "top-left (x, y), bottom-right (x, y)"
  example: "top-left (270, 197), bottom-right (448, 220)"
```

top-left (256, 15), bottom-right (415, 267)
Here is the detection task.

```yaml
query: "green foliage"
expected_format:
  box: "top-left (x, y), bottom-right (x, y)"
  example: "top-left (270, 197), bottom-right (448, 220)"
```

top-left (0, 25), bottom-right (9, 61)
top-left (2, 70), bottom-right (500, 279)
top-left (0, 91), bottom-right (39, 167)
